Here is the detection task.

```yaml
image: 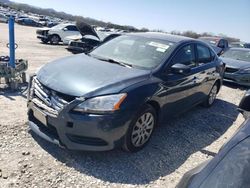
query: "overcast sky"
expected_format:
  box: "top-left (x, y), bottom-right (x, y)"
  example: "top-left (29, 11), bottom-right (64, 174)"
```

top-left (13, 0), bottom-right (250, 41)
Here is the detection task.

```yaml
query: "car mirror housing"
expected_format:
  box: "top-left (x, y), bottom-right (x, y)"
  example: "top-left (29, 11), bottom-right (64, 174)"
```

top-left (171, 63), bottom-right (191, 75)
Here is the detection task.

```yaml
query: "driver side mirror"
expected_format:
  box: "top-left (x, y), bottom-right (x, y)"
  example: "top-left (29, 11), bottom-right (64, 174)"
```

top-left (63, 28), bottom-right (68, 31)
top-left (171, 63), bottom-right (191, 75)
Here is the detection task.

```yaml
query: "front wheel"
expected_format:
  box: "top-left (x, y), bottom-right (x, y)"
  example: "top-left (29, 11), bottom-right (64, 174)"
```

top-left (203, 84), bottom-right (218, 107)
top-left (123, 105), bottom-right (156, 152)
top-left (50, 35), bottom-right (60, 45)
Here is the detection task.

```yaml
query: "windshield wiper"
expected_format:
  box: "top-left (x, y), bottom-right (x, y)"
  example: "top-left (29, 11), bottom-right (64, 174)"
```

top-left (96, 57), bottom-right (133, 68)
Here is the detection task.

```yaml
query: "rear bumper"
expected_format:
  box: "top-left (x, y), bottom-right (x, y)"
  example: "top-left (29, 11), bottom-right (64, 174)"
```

top-left (224, 73), bottom-right (250, 86)
top-left (27, 101), bottom-right (132, 151)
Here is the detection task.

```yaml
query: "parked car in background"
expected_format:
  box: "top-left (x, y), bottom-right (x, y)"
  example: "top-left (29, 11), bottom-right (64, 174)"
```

top-left (221, 48), bottom-right (250, 86)
top-left (36, 23), bottom-right (81, 44)
top-left (16, 18), bottom-right (43, 27)
top-left (198, 37), bottom-right (229, 55)
top-left (27, 33), bottom-right (224, 152)
top-left (67, 32), bottom-right (121, 54)
top-left (244, 43), bottom-right (250, 49)
top-left (47, 21), bottom-right (59, 28)
top-left (0, 13), bottom-right (8, 23)
top-left (177, 90), bottom-right (250, 188)
top-left (38, 18), bottom-right (49, 26)
top-left (230, 42), bottom-right (250, 49)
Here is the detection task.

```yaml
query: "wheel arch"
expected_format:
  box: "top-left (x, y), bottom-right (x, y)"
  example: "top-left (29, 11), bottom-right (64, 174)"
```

top-left (215, 79), bottom-right (222, 93)
top-left (146, 100), bottom-right (161, 125)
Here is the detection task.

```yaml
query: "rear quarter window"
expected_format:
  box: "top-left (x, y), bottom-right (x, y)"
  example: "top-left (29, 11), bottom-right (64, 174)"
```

top-left (197, 44), bottom-right (212, 65)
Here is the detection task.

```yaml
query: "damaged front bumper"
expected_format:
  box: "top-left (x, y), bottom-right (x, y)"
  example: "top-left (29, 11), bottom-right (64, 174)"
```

top-left (224, 72), bottom-right (250, 87)
top-left (27, 76), bottom-right (131, 151)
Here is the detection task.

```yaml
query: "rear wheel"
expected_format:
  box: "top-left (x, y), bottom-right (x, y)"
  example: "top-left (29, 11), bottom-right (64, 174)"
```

top-left (50, 35), bottom-right (60, 45)
top-left (123, 105), bottom-right (156, 152)
top-left (203, 84), bottom-right (218, 107)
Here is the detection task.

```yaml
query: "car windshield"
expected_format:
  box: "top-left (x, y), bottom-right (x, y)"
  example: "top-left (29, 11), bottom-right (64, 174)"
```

top-left (90, 35), bottom-right (175, 69)
top-left (221, 49), bottom-right (250, 62)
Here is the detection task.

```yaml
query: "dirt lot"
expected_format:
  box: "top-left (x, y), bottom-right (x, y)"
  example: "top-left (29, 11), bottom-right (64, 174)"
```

top-left (0, 23), bottom-right (248, 188)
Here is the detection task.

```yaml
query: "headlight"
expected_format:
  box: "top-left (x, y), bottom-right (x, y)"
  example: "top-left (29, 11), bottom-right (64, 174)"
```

top-left (73, 93), bottom-right (127, 114)
top-left (238, 68), bottom-right (250, 74)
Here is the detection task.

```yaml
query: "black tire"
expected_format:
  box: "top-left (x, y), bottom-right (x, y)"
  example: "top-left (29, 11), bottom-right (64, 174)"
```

top-left (203, 83), bottom-right (218, 107)
top-left (50, 34), bottom-right (60, 45)
top-left (123, 104), bottom-right (157, 152)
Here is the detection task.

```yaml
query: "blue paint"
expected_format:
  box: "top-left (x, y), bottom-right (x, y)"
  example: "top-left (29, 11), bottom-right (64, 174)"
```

top-left (9, 16), bottom-right (15, 68)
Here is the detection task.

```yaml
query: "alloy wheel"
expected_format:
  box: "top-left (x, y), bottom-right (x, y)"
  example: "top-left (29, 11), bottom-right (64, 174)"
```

top-left (208, 85), bottom-right (218, 105)
top-left (51, 35), bottom-right (59, 44)
top-left (131, 112), bottom-right (155, 147)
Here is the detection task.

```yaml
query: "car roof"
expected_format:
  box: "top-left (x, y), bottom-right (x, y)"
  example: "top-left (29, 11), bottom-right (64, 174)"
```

top-left (128, 32), bottom-right (194, 43)
top-left (199, 36), bottom-right (224, 40)
top-left (57, 23), bottom-right (75, 27)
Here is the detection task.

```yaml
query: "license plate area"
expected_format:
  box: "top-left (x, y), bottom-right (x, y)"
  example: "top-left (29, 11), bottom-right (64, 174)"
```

top-left (33, 107), bottom-right (47, 126)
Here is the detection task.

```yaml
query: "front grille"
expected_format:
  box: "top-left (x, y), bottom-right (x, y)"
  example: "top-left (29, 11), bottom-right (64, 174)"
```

top-left (30, 77), bottom-right (74, 116)
top-left (70, 41), bottom-right (85, 48)
top-left (36, 30), bottom-right (48, 36)
top-left (225, 67), bottom-right (239, 73)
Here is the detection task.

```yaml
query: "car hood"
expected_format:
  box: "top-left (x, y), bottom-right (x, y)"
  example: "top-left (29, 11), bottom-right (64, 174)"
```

top-left (37, 54), bottom-right (150, 97)
top-left (37, 27), bottom-right (50, 31)
top-left (76, 21), bottom-right (100, 39)
top-left (220, 57), bottom-right (250, 69)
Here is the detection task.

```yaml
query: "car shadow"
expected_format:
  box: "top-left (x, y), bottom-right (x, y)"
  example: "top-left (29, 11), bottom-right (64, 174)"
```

top-left (30, 98), bottom-right (239, 185)
top-left (0, 82), bottom-right (28, 100)
top-left (39, 42), bottom-right (66, 46)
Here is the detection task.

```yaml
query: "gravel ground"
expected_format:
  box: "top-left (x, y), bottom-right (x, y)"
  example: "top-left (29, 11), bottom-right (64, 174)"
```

top-left (0, 23), bottom-right (248, 188)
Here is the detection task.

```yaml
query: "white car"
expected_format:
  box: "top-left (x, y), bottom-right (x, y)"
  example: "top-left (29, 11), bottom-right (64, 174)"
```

top-left (36, 23), bottom-right (81, 45)
top-left (0, 13), bottom-right (8, 23)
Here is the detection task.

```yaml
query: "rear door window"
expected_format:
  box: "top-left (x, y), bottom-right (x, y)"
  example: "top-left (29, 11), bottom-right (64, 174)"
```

top-left (197, 44), bottom-right (212, 65)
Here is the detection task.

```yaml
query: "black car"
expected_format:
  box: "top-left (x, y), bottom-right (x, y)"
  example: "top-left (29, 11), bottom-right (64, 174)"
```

top-left (67, 32), bottom-right (121, 54)
top-left (198, 37), bottom-right (229, 55)
top-left (221, 48), bottom-right (250, 86)
top-left (177, 90), bottom-right (250, 188)
top-left (27, 33), bottom-right (224, 152)
top-left (16, 18), bottom-right (42, 27)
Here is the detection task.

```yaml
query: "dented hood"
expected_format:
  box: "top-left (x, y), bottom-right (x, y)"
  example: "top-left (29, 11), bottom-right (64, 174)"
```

top-left (37, 54), bottom-right (150, 97)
